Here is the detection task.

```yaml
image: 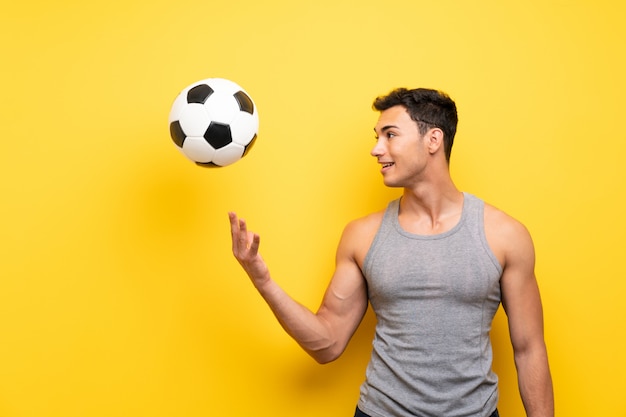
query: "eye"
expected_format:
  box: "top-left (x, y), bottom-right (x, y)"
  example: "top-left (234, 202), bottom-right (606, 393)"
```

top-left (374, 130), bottom-right (398, 140)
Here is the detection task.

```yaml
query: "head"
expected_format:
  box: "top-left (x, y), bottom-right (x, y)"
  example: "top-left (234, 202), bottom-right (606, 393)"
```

top-left (372, 88), bottom-right (458, 163)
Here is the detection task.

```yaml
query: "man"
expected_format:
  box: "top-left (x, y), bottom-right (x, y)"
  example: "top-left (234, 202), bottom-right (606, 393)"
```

top-left (229, 88), bottom-right (554, 417)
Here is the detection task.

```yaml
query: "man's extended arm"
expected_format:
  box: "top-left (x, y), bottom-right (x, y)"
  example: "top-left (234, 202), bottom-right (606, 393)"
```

top-left (228, 212), bottom-right (369, 363)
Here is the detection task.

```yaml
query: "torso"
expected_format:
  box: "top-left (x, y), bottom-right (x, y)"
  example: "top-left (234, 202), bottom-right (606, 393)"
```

top-left (356, 193), bottom-right (503, 417)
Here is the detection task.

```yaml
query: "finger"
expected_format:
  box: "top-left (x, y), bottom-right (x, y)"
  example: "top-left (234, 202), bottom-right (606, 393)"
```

top-left (228, 212), bottom-right (238, 230)
top-left (229, 213), bottom-right (250, 255)
top-left (228, 212), bottom-right (241, 251)
top-left (249, 233), bottom-right (261, 255)
top-left (238, 218), bottom-right (250, 249)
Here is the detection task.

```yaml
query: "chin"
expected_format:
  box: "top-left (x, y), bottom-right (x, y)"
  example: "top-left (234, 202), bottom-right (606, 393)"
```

top-left (383, 179), bottom-right (403, 188)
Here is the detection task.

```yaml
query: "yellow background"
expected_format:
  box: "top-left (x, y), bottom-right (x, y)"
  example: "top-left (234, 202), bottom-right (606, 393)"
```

top-left (1, 0), bottom-right (625, 416)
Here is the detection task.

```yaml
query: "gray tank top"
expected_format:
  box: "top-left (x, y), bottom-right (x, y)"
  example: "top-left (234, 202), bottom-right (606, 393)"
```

top-left (358, 193), bottom-right (503, 417)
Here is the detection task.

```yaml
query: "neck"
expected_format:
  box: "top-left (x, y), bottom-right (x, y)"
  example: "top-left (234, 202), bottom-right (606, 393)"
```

top-left (399, 174), bottom-right (463, 233)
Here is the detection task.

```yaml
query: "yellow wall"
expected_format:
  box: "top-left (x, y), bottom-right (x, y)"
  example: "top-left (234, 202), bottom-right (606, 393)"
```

top-left (1, 1), bottom-right (624, 415)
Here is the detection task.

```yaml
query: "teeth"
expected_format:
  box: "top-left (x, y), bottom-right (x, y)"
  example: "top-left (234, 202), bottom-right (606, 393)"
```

top-left (383, 163), bottom-right (394, 168)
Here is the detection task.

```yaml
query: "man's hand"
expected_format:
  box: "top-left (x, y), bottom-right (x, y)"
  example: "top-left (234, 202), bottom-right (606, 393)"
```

top-left (229, 212), bottom-right (270, 288)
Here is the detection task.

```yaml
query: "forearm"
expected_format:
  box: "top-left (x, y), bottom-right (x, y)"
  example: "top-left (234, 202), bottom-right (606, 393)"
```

top-left (255, 278), bottom-right (337, 363)
top-left (514, 346), bottom-right (554, 417)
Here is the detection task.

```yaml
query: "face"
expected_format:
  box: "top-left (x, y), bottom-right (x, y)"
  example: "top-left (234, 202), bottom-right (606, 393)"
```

top-left (372, 105), bottom-right (429, 187)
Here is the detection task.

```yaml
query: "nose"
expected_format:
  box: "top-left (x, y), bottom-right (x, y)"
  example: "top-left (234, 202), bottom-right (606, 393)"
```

top-left (371, 138), bottom-right (385, 158)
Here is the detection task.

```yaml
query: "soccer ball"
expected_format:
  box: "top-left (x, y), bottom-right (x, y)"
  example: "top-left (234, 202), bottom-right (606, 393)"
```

top-left (168, 78), bottom-right (259, 168)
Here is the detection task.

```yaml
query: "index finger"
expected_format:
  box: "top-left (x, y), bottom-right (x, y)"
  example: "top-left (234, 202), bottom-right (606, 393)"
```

top-left (228, 211), bottom-right (243, 248)
top-left (228, 212), bottom-right (239, 228)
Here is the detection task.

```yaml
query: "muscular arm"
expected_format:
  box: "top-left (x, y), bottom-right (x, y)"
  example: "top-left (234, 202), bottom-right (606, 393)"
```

top-left (229, 213), bottom-right (370, 364)
top-left (489, 208), bottom-right (554, 417)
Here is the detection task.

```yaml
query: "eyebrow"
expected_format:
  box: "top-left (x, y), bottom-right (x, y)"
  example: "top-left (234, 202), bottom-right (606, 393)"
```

top-left (374, 125), bottom-right (399, 134)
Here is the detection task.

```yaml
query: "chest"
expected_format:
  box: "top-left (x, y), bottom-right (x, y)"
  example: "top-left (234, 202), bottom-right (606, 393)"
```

top-left (364, 231), bottom-right (502, 309)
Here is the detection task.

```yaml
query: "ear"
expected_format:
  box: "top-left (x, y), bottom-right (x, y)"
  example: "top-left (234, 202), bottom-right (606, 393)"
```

top-left (425, 128), bottom-right (445, 156)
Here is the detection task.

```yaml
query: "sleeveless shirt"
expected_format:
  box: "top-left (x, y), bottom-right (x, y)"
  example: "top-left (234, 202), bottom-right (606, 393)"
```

top-left (357, 193), bottom-right (503, 417)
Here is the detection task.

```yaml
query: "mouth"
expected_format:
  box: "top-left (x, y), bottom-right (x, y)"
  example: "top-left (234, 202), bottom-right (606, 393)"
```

top-left (381, 162), bottom-right (395, 169)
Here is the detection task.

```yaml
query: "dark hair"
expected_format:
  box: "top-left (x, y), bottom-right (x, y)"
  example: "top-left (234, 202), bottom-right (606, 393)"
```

top-left (372, 88), bottom-right (458, 162)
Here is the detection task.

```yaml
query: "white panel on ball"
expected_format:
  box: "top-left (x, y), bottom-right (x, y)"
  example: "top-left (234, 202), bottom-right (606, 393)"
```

top-left (230, 112), bottom-right (258, 146)
top-left (178, 104), bottom-right (211, 137)
top-left (182, 137), bottom-right (216, 163)
top-left (213, 143), bottom-right (245, 167)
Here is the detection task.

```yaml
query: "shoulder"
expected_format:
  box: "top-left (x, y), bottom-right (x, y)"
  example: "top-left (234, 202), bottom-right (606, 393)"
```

top-left (338, 209), bottom-right (386, 267)
top-left (483, 202), bottom-right (535, 268)
top-left (346, 210), bottom-right (385, 234)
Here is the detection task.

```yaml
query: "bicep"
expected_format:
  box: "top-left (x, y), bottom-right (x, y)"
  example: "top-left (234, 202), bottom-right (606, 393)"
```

top-left (316, 222), bottom-right (371, 352)
top-left (500, 224), bottom-right (545, 353)
top-left (318, 261), bottom-right (368, 339)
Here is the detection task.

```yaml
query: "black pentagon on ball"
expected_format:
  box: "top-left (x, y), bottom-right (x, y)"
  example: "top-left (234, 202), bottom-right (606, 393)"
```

top-left (204, 121), bottom-right (232, 149)
top-left (187, 84), bottom-right (214, 104)
top-left (169, 120), bottom-right (186, 148)
top-left (233, 90), bottom-right (254, 114)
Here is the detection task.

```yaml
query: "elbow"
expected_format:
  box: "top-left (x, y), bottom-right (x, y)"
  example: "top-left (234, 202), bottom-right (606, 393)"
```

top-left (312, 351), bottom-right (339, 365)
top-left (307, 343), bottom-right (345, 364)
top-left (300, 316), bottom-right (354, 364)
top-left (512, 339), bottom-right (550, 370)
